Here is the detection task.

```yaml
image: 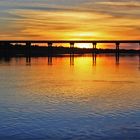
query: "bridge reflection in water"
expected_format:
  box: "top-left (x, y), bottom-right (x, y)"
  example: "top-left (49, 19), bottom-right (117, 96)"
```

top-left (0, 54), bottom-right (140, 71)
top-left (139, 53), bottom-right (140, 70)
top-left (25, 53), bottom-right (121, 66)
top-left (26, 56), bottom-right (31, 66)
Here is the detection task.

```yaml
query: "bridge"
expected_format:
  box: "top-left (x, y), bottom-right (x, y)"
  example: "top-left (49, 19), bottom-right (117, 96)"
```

top-left (0, 40), bottom-right (140, 66)
top-left (0, 40), bottom-right (140, 51)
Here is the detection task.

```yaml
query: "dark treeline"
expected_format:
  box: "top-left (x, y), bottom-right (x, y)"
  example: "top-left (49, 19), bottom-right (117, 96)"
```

top-left (0, 43), bottom-right (139, 57)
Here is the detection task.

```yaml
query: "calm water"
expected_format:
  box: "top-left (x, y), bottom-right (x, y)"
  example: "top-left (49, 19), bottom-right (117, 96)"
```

top-left (0, 54), bottom-right (140, 140)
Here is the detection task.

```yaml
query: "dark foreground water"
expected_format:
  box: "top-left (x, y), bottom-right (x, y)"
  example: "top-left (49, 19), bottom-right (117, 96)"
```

top-left (0, 54), bottom-right (140, 140)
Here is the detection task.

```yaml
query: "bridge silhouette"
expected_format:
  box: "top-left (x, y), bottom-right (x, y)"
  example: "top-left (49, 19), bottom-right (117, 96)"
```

top-left (0, 40), bottom-right (140, 51)
top-left (0, 40), bottom-right (140, 64)
top-left (0, 40), bottom-right (140, 67)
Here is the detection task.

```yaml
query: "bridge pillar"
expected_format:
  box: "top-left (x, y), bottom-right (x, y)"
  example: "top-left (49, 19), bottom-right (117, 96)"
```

top-left (70, 42), bottom-right (74, 48)
top-left (116, 42), bottom-right (120, 52)
top-left (26, 42), bottom-right (31, 48)
top-left (47, 42), bottom-right (53, 56)
top-left (2, 42), bottom-right (11, 56)
top-left (70, 42), bottom-right (74, 54)
top-left (48, 42), bottom-right (53, 48)
top-left (92, 43), bottom-right (97, 53)
top-left (115, 42), bottom-right (120, 65)
top-left (25, 42), bottom-right (31, 57)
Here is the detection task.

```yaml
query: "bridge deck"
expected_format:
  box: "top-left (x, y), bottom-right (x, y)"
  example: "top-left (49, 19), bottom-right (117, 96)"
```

top-left (0, 40), bottom-right (140, 44)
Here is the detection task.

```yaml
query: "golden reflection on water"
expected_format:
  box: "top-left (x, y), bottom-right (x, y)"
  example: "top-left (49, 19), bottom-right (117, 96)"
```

top-left (1, 55), bottom-right (140, 114)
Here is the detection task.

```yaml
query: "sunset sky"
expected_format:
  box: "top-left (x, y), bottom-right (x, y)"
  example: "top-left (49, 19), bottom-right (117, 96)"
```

top-left (0, 0), bottom-right (140, 46)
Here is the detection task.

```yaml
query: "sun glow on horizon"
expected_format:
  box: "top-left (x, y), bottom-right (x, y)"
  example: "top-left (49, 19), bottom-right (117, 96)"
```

top-left (75, 43), bottom-right (109, 49)
top-left (75, 43), bottom-right (92, 48)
